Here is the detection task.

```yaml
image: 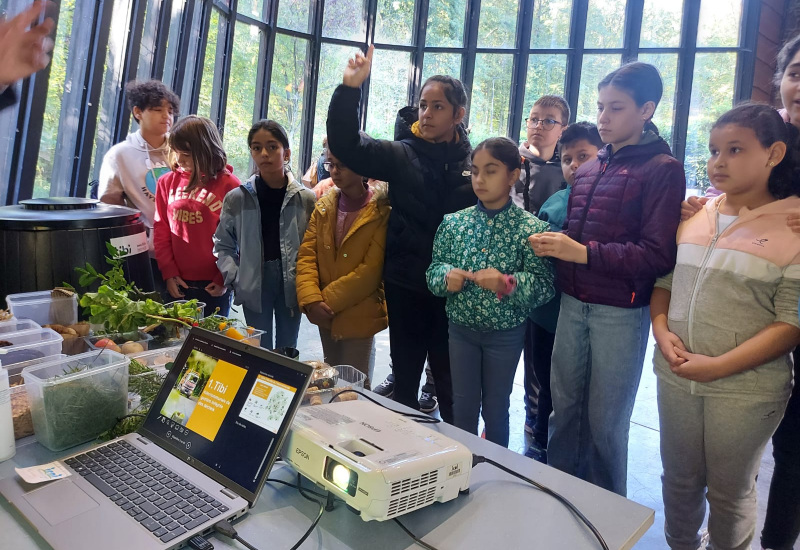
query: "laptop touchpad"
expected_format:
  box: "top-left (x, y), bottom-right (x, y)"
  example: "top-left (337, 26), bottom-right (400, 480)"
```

top-left (23, 480), bottom-right (99, 526)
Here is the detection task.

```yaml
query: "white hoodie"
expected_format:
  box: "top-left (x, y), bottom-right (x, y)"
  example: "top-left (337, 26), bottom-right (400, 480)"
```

top-left (98, 130), bottom-right (171, 230)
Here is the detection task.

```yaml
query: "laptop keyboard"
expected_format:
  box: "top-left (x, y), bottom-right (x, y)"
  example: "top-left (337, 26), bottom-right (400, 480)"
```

top-left (64, 440), bottom-right (229, 544)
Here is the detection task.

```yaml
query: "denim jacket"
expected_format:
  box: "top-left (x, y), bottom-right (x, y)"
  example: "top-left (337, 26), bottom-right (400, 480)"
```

top-left (213, 173), bottom-right (315, 312)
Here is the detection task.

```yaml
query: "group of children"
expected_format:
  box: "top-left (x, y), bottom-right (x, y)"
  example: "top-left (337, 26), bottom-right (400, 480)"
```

top-left (95, 40), bottom-right (800, 550)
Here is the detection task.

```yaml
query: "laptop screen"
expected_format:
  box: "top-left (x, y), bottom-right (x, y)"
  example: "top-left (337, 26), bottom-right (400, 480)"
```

top-left (139, 328), bottom-right (312, 503)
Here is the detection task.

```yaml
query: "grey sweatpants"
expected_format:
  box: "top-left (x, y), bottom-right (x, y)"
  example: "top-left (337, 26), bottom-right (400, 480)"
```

top-left (658, 377), bottom-right (787, 550)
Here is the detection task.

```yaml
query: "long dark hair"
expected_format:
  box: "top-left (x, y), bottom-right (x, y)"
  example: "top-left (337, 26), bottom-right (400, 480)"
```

top-left (713, 103), bottom-right (800, 199)
top-left (247, 119), bottom-right (291, 175)
top-left (598, 62), bottom-right (663, 135)
top-left (419, 75), bottom-right (469, 114)
top-left (775, 34), bottom-right (800, 88)
top-left (168, 115), bottom-right (226, 192)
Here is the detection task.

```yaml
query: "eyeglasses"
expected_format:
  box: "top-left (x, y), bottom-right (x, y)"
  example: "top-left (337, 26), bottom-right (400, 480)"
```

top-left (525, 117), bottom-right (564, 130)
top-left (323, 161), bottom-right (347, 172)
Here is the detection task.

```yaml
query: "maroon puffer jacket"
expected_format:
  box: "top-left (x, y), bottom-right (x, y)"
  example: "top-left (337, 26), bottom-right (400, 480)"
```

top-left (556, 133), bottom-right (685, 308)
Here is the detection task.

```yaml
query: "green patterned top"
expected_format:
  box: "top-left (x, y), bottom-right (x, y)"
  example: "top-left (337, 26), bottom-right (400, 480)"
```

top-left (426, 203), bottom-right (555, 331)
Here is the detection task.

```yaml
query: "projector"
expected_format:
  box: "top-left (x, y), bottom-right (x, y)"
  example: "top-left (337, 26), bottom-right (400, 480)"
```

top-left (282, 400), bottom-right (472, 521)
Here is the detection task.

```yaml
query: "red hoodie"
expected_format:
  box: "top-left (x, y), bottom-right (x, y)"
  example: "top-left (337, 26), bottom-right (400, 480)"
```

top-left (153, 165), bottom-right (240, 285)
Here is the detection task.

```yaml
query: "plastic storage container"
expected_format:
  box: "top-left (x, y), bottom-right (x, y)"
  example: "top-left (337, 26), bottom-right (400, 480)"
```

top-left (164, 300), bottom-right (206, 320)
top-left (126, 346), bottom-right (181, 412)
top-left (0, 328), bottom-right (63, 367)
top-left (205, 316), bottom-right (265, 347)
top-left (85, 331), bottom-right (153, 355)
top-left (0, 319), bottom-right (41, 335)
top-left (4, 354), bottom-right (67, 439)
top-left (6, 291), bottom-right (78, 326)
top-left (22, 350), bottom-right (129, 451)
top-left (304, 364), bottom-right (367, 405)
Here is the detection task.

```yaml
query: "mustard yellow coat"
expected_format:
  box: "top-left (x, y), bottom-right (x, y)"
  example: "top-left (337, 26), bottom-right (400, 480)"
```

top-left (296, 184), bottom-right (390, 340)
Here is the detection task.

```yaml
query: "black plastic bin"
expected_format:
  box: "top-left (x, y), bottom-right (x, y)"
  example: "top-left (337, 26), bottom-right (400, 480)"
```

top-left (0, 198), bottom-right (154, 298)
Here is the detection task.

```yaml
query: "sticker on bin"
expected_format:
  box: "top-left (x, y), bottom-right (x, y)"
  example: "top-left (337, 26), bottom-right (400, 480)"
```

top-left (15, 461), bottom-right (71, 484)
top-left (109, 232), bottom-right (148, 258)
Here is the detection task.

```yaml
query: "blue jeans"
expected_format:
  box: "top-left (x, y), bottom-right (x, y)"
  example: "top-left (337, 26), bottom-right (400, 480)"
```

top-left (547, 293), bottom-right (650, 496)
top-left (449, 321), bottom-right (526, 447)
top-left (243, 260), bottom-right (301, 350)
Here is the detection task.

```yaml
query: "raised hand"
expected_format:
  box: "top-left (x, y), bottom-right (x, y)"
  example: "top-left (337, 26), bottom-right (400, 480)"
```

top-left (342, 44), bottom-right (374, 89)
top-left (0, 1), bottom-right (55, 87)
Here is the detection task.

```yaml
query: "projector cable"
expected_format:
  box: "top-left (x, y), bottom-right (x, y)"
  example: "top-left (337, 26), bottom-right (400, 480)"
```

top-left (329, 389), bottom-right (441, 424)
top-left (472, 454), bottom-right (609, 550)
top-left (212, 475), bottom-right (329, 550)
top-left (393, 517), bottom-right (440, 550)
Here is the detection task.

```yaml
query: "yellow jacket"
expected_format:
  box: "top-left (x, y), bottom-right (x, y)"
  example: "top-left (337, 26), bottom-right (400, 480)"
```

top-left (296, 183), bottom-right (390, 340)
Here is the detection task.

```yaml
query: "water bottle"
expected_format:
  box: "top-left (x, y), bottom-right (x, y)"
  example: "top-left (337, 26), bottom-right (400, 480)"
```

top-left (0, 364), bottom-right (16, 461)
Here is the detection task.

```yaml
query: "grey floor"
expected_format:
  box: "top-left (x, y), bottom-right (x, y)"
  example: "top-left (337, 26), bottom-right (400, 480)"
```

top-left (276, 311), bottom-right (793, 550)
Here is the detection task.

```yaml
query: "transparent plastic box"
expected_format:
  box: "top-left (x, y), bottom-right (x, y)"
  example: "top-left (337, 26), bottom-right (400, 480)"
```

top-left (85, 330), bottom-right (153, 355)
top-left (6, 291), bottom-right (78, 326)
top-left (21, 350), bottom-right (129, 451)
top-left (164, 300), bottom-right (206, 320)
top-left (126, 346), bottom-right (182, 412)
top-left (0, 328), bottom-right (64, 367)
top-left (203, 315), bottom-right (265, 346)
top-left (0, 318), bottom-right (41, 336)
top-left (4, 354), bottom-right (67, 440)
top-left (303, 364), bottom-right (366, 405)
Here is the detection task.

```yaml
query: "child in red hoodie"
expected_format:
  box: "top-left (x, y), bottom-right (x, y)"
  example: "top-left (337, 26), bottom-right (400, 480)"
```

top-left (154, 115), bottom-right (240, 316)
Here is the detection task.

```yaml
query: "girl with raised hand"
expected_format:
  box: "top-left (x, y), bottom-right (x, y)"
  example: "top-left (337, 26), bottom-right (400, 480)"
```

top-left (326, 45), bottom-right (475, 422)
top-left (529, 62), bottom-right (686, 496)
top-left (214, 120), bottom-right (315, 349)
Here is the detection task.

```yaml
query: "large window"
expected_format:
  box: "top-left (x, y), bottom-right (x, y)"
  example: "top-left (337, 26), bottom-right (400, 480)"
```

top-left (0, 0), bottom-right (763, 201)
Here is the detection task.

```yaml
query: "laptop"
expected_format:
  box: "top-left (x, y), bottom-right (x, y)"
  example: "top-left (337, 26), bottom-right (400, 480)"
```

top-left (0, 327), bottom-right (313, 549)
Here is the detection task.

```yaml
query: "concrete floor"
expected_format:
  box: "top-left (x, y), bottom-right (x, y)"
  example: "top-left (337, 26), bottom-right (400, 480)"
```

top-left (278, 311), bottom-right (794, 550)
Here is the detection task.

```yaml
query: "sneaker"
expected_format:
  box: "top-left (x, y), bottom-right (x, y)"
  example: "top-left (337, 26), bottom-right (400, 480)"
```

top-left (697, 529), bottom-right (710, 550)
top-left (524, 441), bottom-right (547, 464)
top-left (372, 374), bottom-right (394, 398)
top-left (524, 410), bottom-right (537, 435)
top-left (418, 391), bottom-right (438, 413)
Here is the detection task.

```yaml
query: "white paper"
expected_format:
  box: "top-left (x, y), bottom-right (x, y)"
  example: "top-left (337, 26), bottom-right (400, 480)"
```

top-left (15, 461), bottom-right (71, 484)
top-left (109, 232), bottom-right (148, 258)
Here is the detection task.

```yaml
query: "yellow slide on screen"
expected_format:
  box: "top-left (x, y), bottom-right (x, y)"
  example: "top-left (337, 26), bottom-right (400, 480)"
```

top-left (186, 360), bottom-right (247, 441)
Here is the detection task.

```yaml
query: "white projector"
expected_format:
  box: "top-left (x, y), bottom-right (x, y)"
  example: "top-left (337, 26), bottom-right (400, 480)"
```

top-left (282, 400), bottom-right (473, 521)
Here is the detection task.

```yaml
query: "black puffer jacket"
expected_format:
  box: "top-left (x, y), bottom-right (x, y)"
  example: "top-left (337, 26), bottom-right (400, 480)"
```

top-left (327, 85), bottom-right (475, 293)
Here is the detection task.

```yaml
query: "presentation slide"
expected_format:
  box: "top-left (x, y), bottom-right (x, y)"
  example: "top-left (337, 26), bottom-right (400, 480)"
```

top-left (160, 349), bottom-right (247, 442)
top-left (239, 374), bottom-right (297, 434)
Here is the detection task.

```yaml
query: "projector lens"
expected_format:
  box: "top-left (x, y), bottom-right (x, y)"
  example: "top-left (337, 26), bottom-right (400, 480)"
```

top-left (332, 465), bottom-right (350, 490)
top-left (324, 457), bottom-right (358, 497)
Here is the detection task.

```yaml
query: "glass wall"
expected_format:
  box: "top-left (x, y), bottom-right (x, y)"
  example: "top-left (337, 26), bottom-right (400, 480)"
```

top-left (0, 0), bottom-right (760, 201)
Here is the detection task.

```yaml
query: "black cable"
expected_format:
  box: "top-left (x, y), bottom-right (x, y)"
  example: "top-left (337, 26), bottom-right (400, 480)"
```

top-left (289, 474), bottom-right (326, 550)
top-left (212, 477), bottom-right (328, 550)
top-left (472, 454), bottom-right (610, 550)
top-left (393, 517), bottom-right (440, 550)
top-left (265, 477), bottom-right (327, 500)
top-left (328, 389), bottom-right (441, 423)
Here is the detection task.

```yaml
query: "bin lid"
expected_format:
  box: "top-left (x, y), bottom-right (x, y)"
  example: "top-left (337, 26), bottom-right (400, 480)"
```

top-left (0, 198), bottom-right (141, 229)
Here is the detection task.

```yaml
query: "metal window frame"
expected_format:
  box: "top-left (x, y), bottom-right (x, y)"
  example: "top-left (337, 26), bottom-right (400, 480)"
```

top-left (1, 0), bottom-right (768, 202)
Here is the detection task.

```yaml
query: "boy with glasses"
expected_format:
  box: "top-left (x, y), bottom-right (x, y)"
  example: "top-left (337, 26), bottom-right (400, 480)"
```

top-left (510, 95), bottom-right (569, 440)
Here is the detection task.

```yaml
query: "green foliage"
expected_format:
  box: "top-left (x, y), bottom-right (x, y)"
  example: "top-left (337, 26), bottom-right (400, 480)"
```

top-left (426, 0), bottom-right (466, 48)
top-left (35, 0), bottom-right (76, 198)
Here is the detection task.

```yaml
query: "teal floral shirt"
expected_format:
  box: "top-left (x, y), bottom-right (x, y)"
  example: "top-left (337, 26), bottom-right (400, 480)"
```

top-left (426, 202), bottom-right (555, 331)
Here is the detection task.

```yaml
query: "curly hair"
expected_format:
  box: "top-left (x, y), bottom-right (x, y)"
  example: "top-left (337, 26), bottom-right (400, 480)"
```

top-left (125, 79), bottom-right (180, 118)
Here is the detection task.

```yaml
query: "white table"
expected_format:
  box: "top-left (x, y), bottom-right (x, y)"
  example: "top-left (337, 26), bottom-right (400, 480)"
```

top-left (0, 398), bottom-right (654, 549)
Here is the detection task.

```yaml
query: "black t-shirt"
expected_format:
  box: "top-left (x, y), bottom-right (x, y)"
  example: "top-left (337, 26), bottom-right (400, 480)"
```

top-left (254, 175), bottom-right (286, 262)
